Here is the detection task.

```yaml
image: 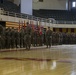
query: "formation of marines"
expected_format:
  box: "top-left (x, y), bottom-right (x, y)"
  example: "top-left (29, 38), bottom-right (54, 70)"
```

top-left (0, 23), bottom-right (76, 50)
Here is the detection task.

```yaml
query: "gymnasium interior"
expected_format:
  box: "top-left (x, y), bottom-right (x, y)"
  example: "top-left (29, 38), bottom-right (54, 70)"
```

top-left (0, 0), bottom-right (76, 75)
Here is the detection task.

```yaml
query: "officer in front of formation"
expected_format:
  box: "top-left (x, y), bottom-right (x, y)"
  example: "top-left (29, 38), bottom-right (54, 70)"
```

top-left (24, 22), bottom-right (32, 50)
top-left (45, 27), bottom-right (52, 48)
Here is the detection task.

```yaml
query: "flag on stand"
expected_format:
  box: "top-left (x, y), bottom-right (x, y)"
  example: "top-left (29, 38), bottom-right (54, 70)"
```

top-left (30, 21), bottom-right (34, 30)
top-left (21, 21), bottom-right (23, 28)
top-left (24, 20), bottom-right (26, 28)
top-left (18, 20), bottom-right (20, 32)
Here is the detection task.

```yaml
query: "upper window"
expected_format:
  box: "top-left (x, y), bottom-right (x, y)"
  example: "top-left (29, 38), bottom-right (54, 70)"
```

top-left (39, 0), bottom-right (43, 2)
top-left (72, 2), bottom-right (76, 7)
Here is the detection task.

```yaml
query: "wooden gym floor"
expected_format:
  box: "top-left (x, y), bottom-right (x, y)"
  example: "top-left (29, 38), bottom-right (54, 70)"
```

top-left (0, 45), bottom-right (76, 75)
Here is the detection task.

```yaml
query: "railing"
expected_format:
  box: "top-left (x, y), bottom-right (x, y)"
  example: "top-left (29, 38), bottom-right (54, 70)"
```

top-left (0, 7), bottom-right (55, 24)
top-left (1, 7), bottom-right (76, 24)
top-left (56, 20), bottom-right (76, 24)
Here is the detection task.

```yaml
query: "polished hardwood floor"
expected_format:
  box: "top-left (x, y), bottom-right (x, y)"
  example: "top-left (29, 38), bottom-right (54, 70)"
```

top-left (0, 45), bottom-right (76, 75)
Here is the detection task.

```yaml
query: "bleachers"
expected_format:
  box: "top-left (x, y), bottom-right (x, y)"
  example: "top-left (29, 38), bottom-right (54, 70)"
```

top-left (0, 0), bottom-right (76, 24)
top-left (0, 0), bottom-right (20, 13)
top-left (33, 9), bottom-right (76, 21)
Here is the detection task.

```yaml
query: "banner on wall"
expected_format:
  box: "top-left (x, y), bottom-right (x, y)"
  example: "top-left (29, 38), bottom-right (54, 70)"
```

top-left (21, 0), bottom-right (32, 15)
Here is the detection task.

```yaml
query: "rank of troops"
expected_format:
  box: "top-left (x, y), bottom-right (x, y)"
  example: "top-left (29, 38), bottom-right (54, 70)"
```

top-left (0, 23), bottom-right (76, 50)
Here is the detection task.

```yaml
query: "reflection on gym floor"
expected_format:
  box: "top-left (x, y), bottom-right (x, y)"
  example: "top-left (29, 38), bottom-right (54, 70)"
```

top-left (0, 45), bottom-right (76, 75)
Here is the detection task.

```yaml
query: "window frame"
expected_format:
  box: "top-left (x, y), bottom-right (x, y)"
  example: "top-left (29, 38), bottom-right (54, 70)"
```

top-left (39, 0), bottom-right (43, 2)
top-left (72, 1), bottom-right (76, 7)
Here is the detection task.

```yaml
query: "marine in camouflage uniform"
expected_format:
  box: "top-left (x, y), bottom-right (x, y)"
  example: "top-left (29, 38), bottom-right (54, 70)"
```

top-left (52, 32), bottom-right (56, 45)
top-left (14, 28), bottom-right (20, 48)
top-left (58, 32), bottom-right (63, 45)
top-left (0, 25), bottom-right (4, 49)
top-left (31, 29), bottom-right (36, 46)
top-left (2, 27), bottom-right (5, 49)
top-left (32, 29), bottom-right (40, 47)
top-left (5, 27), bottom-right (11, 48)
top-left (74, 33), bottom-right (76, 44)
top-left (39, 29), bottom-right (43, 46)
top-left (20, 27), bottom-right (25, 48)
top-left (10, 27), bottom-right (15, 48)
top-left (55, 32), bottom-right (59, 45)
top-left (24, 22), bottom-right (32, 50)
top-left (62, 32), bottom-right (66, 44)
top-left (72, 33), bottom-right (76, 44)
top-left (45, 27), bottom-right (52, 48)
